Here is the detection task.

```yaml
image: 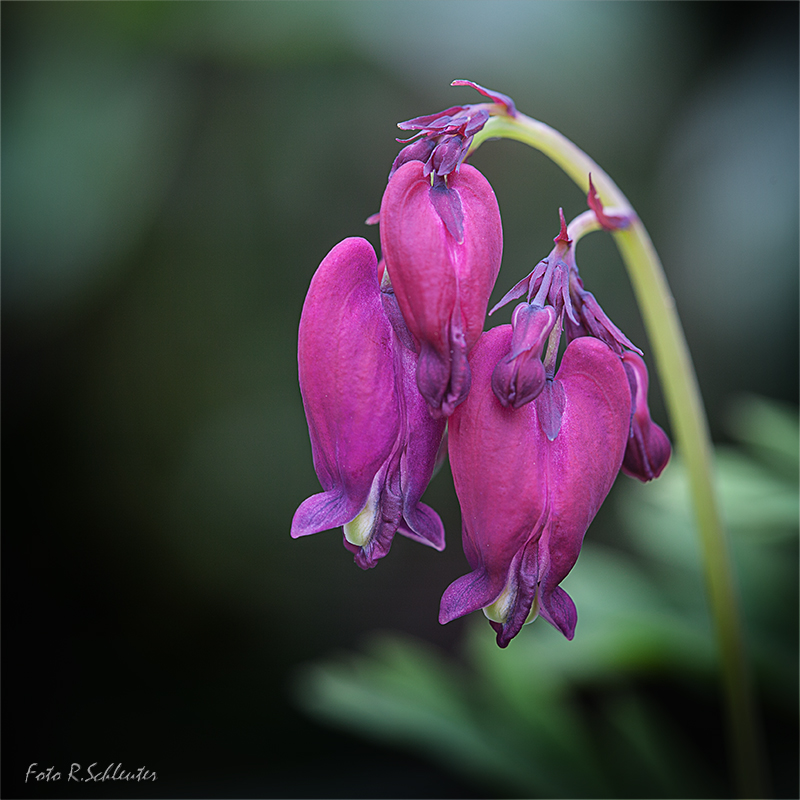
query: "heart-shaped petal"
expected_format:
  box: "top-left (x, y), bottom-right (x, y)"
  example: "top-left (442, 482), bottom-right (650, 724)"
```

top-left (380, 161), bottom-right (502, 416)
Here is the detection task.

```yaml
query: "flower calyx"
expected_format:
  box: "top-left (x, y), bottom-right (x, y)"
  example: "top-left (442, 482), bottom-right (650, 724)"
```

top-left (390, 81), bottom-right (516, 181)
top-left (490, 209), bottom-right (577, 322)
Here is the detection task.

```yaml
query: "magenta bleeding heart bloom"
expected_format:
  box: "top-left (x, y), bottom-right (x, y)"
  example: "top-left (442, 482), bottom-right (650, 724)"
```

top-left (621, 351), bottom-right (671, 481)
top-left (291, 237), bottom-right (446, 569)
top-left (440, 325), bottom-right (632, 646)
top-left (380, 160), bottom-right (502, 416)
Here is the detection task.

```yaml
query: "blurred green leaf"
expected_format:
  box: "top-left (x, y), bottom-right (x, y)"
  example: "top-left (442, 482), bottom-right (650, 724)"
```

top-left (617, 396), bottom-right (798, 704)
top-left (294, 634), bottom-right (553, 797)
top-left (597, 688), bottom-right (718, 798)
top-left (726, 393), bottom-right (799, 480)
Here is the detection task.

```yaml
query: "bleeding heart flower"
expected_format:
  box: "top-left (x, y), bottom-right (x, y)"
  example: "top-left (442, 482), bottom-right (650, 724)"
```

top-left (440, 325), bottom-right (631, 646)
top-left (380, 160), bottom-right (503, 417)
top-left (291, 237), bottom-right (446, 568)
top-left (621, 350), bottom-right (671, 481)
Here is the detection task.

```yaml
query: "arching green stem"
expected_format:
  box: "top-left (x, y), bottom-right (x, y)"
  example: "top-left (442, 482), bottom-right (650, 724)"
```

top-left (469, 113), bottom-right (767, 799)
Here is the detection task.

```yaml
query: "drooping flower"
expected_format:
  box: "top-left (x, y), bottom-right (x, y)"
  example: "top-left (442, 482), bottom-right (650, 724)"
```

top-left (291, 237), bottom-right (446, 568)
top-left (291, 81), bottom-right (677, 651)
top-left (440, 325), bottom-right (632, 646)
top-left (380, 160), bottom-right (503, 416)
top-left (571, 185), bottom-right (671, 480)
top-left (621, 350), bottom-right (672, 481)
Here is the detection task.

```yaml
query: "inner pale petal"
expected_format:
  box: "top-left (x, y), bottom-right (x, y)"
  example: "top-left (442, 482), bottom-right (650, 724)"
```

top-left (482, 581), bottom-right (540, 626)
top-left (343, 476), bottom-right (381, 547)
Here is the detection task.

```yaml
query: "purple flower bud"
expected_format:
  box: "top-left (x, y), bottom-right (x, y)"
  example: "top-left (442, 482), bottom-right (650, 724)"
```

top-left (291, 237), bottom-right (446, 568)
top-left (621, 351), bottom-right (672, 481)
top-left (491, 303), bottom-right (557, 408)
top-left (440, 325), bottom-right (631, 646)
top-left (380, 161), bottom-right (503, 417)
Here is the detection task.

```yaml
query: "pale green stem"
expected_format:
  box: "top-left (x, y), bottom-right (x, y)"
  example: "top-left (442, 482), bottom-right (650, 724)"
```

top-left (566, 209), bottom-right (602, 242)
top-left (470, 113), bottom-right (767, 799)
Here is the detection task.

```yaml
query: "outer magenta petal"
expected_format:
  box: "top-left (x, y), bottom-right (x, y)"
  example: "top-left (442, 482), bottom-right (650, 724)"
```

top-left (380, 161), bottom-right (502, 415)
top-left (292, 489), bottom-right (365, 542)
top-left (394, 311), bottom-right (447, 550)
top-left (441, 326), bottom-right (545, 622)
top-left (292, 238), bottom-right (399, 540)
top-left (398, 502), bottom-right (445, 551)
top-left (446, 166), bottom-right (504, 349)
top-left (535, 337), bottom-right (631, 637)
top-left (537, 586), bottom-right (577, 640)
top-left (439, 558), bottom-right (498, 625)
top-left (381, 161), bottom-right (456, 354)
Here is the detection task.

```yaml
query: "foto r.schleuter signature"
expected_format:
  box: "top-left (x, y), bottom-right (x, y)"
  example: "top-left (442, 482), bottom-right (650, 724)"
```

top-left (26, 763), bottom-right (157, 783)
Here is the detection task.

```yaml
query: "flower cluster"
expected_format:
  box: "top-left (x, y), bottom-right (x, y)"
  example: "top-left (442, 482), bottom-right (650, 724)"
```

top-left (292, 84), bottom-right (670, 646)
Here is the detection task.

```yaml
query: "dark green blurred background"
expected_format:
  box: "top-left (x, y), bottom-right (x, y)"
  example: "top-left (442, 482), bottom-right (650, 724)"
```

top-left (3, 2), bottom-right (798, 798)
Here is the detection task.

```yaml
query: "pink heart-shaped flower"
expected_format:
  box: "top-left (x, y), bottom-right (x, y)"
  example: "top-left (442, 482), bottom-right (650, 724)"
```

top-left (292, 237), bottom-right (446, 568)
top-left (441, 325), bottom-right (631, 645)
